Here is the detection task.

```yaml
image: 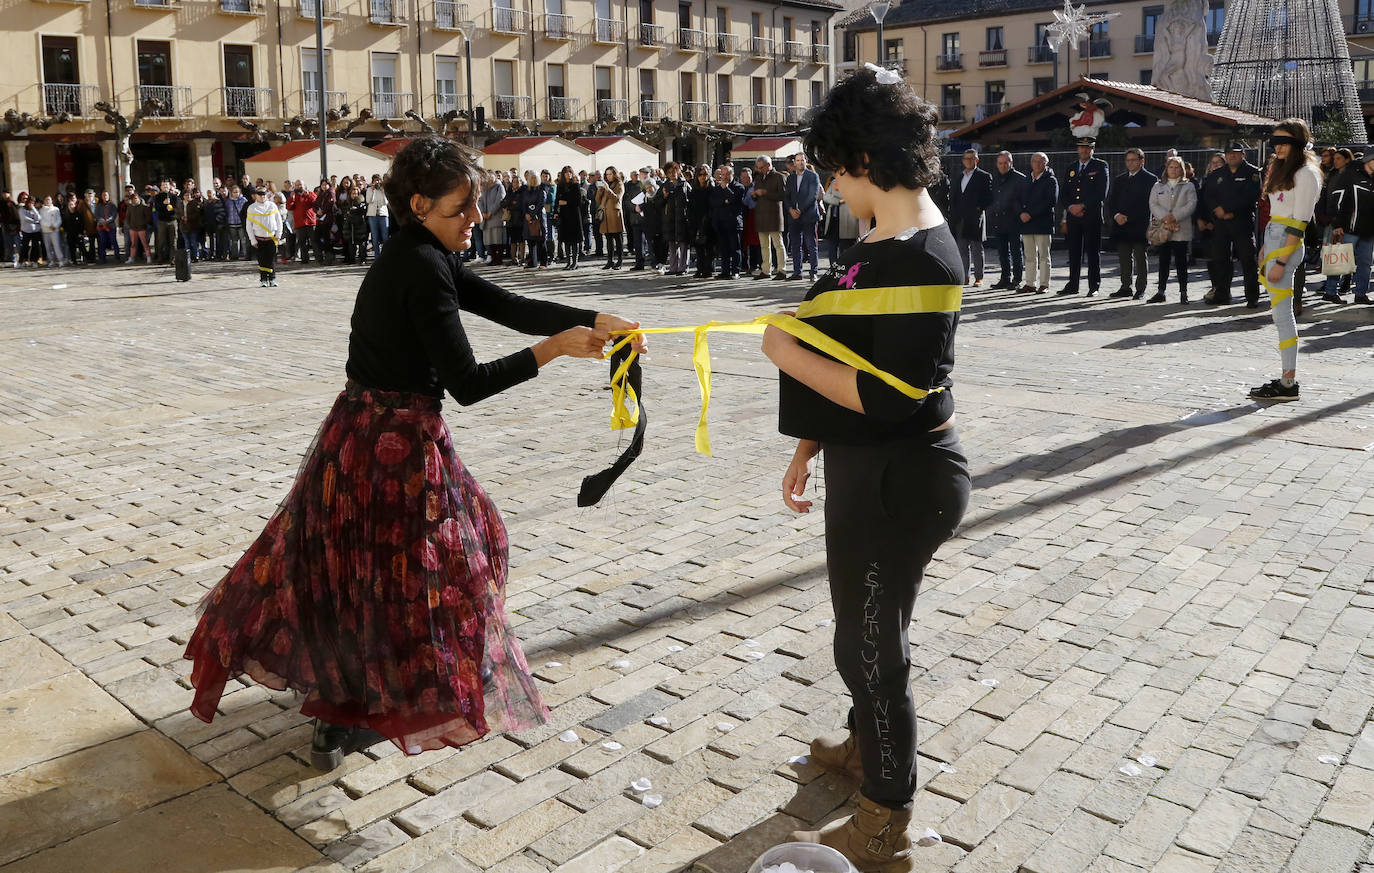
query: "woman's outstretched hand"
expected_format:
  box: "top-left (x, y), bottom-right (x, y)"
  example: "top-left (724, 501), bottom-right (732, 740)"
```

top-left (595, 314), bottom-right (648, 354)
top-left (533, 327), bottom-right (611, 365)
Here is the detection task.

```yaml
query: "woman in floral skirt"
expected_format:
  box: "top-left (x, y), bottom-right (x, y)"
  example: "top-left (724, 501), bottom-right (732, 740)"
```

top-left (184, 136), bottom-right (644, 768)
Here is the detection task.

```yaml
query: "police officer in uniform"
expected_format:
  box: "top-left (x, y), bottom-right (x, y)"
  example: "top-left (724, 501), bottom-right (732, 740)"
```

top-left (1201, 141), bottom-right (1263, 307)
top-left (1057, 137), bottom-right (1110, 296)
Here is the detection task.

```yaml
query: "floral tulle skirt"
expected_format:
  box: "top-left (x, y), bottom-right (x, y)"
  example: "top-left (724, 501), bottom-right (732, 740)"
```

top-left (183, 381), bottom-right (548, 752)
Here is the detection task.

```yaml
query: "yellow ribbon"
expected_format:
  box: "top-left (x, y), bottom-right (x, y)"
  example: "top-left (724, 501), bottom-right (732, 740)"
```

top-left (1260, 215), bottom-right (1305, 304)
top-left (247, 213), bottom-right (282, 245)
top-left (604, 284), bottom-right (962, 456)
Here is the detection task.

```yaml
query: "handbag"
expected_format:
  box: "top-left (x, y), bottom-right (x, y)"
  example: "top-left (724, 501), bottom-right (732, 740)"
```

top-left (524, 213), bottom-right (543, 238)
top-left (1147, 183), bottom-right (1185, 247)
top-left (1321, 241), bottom-right (1355, 276)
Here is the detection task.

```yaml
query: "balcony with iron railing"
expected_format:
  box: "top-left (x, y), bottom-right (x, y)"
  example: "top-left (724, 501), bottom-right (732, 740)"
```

top-left (301, 89), bottom-right (347, 116)
top-left (751, 104), bottom-right (777, 125)
top-left (939, 103), bottom-right (964, 122)
top-left (369, 0), bottom-right (405, 24)
top-left (784, 104), bottom-right (806, 124)
top-left (541, 12), bottom-right (574, 39)
top-left (682, 100), bottom-right (708, 121)
top-left (1027, 44), bottom-right (1054, 63)
top-left (678, 28), bottom-right (707, 51)
top-left (715, 32), bottom-right (743, 55)
top-left (718, 103), bottom-right (743, 123)
top-left (371, 91), bottom-right (413, 117)
top-left (1351, 14), bottom-right (1374, 35)
top-left (594, 17), bottom-right (624, 43)
top-left (936, 52), bottom-right (963, 71)
top-left (751, 36), bottom-right (774, 57)
top-left (33, 0), bottom-right (90, 5)
top-left (298, 0), bottom-right (339, 18)
top-left (218, 0), bottom-right (263, 14)
top-left (1078, 37), bottom-right (1111, 58)
top-left (224, 86), bottom-right (273, 117)
top-left (976, 101), bottom-right (1008, 118)
top-left (783, 40), bottom-right (806, 62)
top-left (133, 0), bottom-right (179, 9)
top-left (494, 94), bottom-right (532, 119)
top-left (639, 98), bottom-right (667, 120)
top-left (547, 95), bottom-right (579, 120)
top-left (596, 98), bottom-right (627, 121)
top-left (435, 92), bottom-right (466, 115)
top-left (42, 83), bottom-right (101, 117)
top-left (978, 48), bottom-right (1007, 68)
top-left (138, 85), bottom-right (192, 116)
top-left (492, 6), bottom-right (529, 33)
top-left (638, 22), bottom-right (664, 47)
top-left (1135, 34), bottom-right (1154, 53)
top-left (1358, 81), bottom-right (1374, 103)
top-left (811, 43), bottom-right (829, 64)
top-left (435, 0), bottom-right (472, 29)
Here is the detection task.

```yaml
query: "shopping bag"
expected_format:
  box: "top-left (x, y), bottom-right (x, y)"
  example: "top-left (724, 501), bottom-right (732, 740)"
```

top-left (1320, 242), bottom-right (1355, 276)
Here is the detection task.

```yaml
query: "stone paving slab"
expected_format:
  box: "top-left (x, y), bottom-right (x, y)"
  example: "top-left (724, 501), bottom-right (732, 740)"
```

top-left (1, 255), bottom-right (1373, 872)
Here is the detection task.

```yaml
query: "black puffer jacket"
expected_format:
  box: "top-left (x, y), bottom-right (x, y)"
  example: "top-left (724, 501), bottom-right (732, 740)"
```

top-left (687, 179), bottom-right (713, 243)
top-left (658, 179), bottom-right (691, 243)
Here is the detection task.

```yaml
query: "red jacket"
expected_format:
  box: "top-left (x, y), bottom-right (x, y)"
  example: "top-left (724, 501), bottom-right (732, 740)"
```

top-left (288, 191), bottom-right (318, 227)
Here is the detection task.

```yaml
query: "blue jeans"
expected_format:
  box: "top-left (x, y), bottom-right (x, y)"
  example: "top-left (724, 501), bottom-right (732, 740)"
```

top-left (991, 232), bottom-right (1024, 283)
top-left (97, 228), bottom-right (120, 262)
top-left (471, 224), bottom-right (485, 258)
top-left (1322, 234), bottom-right (1373, 298)
top-left (368, 215), bottom-right (390, 256)
top-left (789, 219), bottom-right (819, 276)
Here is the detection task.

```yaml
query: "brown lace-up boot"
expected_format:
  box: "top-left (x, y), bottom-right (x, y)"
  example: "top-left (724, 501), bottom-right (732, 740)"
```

top-left (809, 729), bottom-right (863, 781)
top-left (792, 793), bottom-right (917, 873)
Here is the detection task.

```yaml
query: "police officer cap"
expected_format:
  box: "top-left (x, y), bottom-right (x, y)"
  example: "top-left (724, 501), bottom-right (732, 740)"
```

top-left (1225, 141), bottom-right (1247, 153)
top-left (1076, 137), bottom-right (1096, 147)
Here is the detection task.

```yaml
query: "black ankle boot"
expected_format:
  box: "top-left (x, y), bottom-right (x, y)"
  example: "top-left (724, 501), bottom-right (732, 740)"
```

top-left (311, 719), bottom-right (388, 771)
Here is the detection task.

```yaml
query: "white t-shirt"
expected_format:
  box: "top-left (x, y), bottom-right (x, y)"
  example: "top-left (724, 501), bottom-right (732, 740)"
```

top-left (1267, 160), bottom-right (1322, 224)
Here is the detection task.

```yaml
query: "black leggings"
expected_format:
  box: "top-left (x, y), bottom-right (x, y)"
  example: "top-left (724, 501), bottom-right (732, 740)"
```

top-left (1157, 240), bottom-right (1189, 292)
top-left (823, 429), bottom-right (970, 810)
top-left (605, 232), bottom-right (623, 266)
top-left (255, 239), bottom-right (276, 281)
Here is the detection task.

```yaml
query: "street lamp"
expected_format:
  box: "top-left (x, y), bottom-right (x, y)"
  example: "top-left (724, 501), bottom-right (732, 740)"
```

top-left (870, 1), bottom-right (890, 68)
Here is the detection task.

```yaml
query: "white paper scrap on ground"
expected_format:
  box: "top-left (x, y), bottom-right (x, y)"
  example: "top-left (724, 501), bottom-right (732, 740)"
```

top-left (939, 762), bottom-right (957, 773)
top-left (52, 284), bottom-right (68, 290)
top-left (817, 619), bottom-right (833, 627)
top-left (1120, 762), bottom-right (1143, 777)
top-left (715, 722), bottom-right (735, 732)
top-left (648, 716), bottom-right (670, 727)
top-left (747, 652), bottom-right (766, 660)
top-left (630, 777), bottom-right (652, 792)
top-left (610, 659), bottom-right (631, 669)
top-left (602, 741), bottom-right (623, 751)
top-left (1319, 754), bottom-right (1342, 764)
top-left (544, 662), bottom-right (563, 668)
top-left (558, 730), bottom-right (579, 743)
top-left (1137, 754), bottom-right (1158, 768)
top-left (980, 678), bottom-right (1000, 687)
top-left (642, 793), bottom-right (663, 808)
top-left (787, 755), bottom-right (809, 765)
top-left (917, 827), bottom-right (942, 847)
top-left (667, 645), bottom-right (684, 653)
top-left (743, 639), bottom-right (759, 647)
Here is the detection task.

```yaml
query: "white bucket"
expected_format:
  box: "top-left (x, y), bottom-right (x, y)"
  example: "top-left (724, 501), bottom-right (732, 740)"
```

top-left (747, 842), bottom-right (857, 873)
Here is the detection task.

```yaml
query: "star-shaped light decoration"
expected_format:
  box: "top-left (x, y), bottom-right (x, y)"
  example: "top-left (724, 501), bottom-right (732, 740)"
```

top-left (1045, 0), bottom-right (1120, 55)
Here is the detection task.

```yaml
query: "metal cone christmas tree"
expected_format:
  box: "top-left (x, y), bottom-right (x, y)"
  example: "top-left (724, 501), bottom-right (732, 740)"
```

top-left (1211, 0), bottom-right (1367, 142)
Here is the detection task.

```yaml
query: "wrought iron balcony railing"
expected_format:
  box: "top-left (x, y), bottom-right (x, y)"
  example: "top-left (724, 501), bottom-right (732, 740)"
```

top-left (542, 12), bottom-right (574, 39)
top-left (1027, 44), bottom-right (1055, 63)
top-left (1079, 37), bottom-right (1111, 58)
top-left (751, 104), bottom-right (777, 125)
top-left (138, 84), bottom-right (192, 116)
top-left (594, 17), bottom-right (624, 43)
top-left (682, 100), bottom-right (708, 121)
top-left (371, 91), bottom-right (413, 118)
top-left (435, 0), bottom-right (472, 29)
top-left (783, 40), bottom-right (806, 62)
top-left (492, 6), bottom-right (528, 33)
top-left (715, 32), bottom-right (742, 55)
top-left (218, 0), bottom-right (263, 14)
top-left (936, 52), bottom-right (962, 71)
top-left (1135, 34), bottom-right (1154, 53)
top-left (224, 86), bottom-right (273, 117)
top-left (435, 92), bottom-right (466, 115)
top-left (494, 94), bottom-right (532, 119)
top-left (784, 104), bottom-right (806, 124)
top-left (978, 48), bottom-right (1007, 67)
top-left (939, 103), bottom-right (964, 122)
top-left (638, 23), bottom-right (664, 47)
top-left (301, 89), bottom-right (347, 116)
top-left (42, 83), bottom-right (101, 117)
top-left (678, 28), bottom-right (707, 51)
top-left (596, 98), bottom-right (627, 122)
top-left (718, 102), bottom-right (743, 123)
top-left (639, 98), bottom-right (667, 120)
top-left (369, 0), bottom-right (406, 24)
top-left (751, 36), bottom-right (774, 57)
top-left (298, 0), bottom-right (339, 18)
top-left (811, 43), bottom-right (829, 64)
top-left (548, 95), bottom-right (579, 120)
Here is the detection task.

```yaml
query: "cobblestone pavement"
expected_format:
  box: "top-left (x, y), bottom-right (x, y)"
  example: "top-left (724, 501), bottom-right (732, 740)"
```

top-left (1, 253), bottom-right (1373, 873)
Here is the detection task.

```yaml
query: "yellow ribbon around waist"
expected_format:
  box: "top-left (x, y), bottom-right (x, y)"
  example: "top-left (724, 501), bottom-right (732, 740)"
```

top-left (247, 213), bottom-right (281, 245)
top-left (1259, 215), bottom-right (1307, 304)
top-left (604, 283), bottom-right (962, 456)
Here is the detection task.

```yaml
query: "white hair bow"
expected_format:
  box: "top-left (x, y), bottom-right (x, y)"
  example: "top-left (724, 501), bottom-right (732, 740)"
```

top-left (864, 62), bottom-right (902, 85)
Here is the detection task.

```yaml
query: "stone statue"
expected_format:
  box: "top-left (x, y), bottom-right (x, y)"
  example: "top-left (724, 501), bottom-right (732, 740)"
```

top-left (1152, 0), bottom-right (1213, 100)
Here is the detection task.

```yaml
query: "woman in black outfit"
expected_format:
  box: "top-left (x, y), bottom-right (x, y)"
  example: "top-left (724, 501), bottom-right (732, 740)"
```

top-left (766, 68), bottom-right (971, 872)
top-left (183, 137), bottom-right (643, 770)
top-left (555, 166), bottom-right (585, 269)
top-left (501, 177), bottom-right (524, 266)
top-left (687, 165), bottom-right (714, 277)
top-left (518, 171), bottom-right (548, 269)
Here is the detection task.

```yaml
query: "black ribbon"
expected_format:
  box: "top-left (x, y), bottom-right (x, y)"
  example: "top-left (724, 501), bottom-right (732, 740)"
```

top-left (577, 343), bottom-right (646, 507)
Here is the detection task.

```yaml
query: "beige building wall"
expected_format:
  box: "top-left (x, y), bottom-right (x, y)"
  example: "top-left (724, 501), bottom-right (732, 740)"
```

top-left (839, 0), bottom-right (1223, 128)
top-left (1, 0), bottom-right (836, 193)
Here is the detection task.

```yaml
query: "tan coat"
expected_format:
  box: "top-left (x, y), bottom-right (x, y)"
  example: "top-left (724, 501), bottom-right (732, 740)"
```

top-left (597, 180), bottom-right (625, 234)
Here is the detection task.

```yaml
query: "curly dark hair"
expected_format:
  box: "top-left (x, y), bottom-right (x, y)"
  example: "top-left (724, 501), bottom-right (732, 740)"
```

top-left (384, 135), bottom-right (483, 226)
top-left (802, 68), bottom-right (942, 192)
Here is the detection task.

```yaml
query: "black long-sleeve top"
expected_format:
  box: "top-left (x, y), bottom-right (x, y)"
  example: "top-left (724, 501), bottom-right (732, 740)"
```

top-left (778, 224), bottom-right (961, 444)
top-left (345, 223), bottom-right (597, 405)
